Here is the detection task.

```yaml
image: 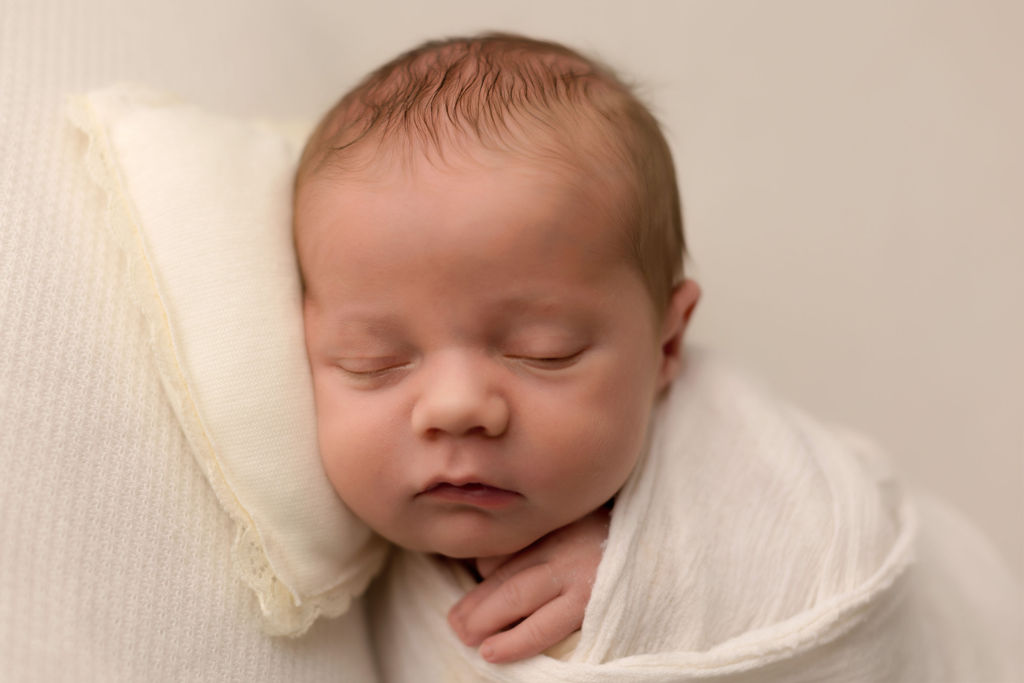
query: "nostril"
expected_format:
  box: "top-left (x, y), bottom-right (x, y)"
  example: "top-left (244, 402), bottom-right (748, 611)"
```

top-left (421, 426), bottom-right (451, 441)
top-left (421, 424), bottom-right (491, 440)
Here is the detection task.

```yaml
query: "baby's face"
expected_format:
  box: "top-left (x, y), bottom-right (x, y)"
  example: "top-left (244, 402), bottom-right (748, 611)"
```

top-left (297, 153), bottom-right (672, 559)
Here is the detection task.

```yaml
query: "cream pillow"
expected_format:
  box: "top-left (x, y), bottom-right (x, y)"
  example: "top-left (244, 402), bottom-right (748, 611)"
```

top-left (68, 84), bottom-right (389, 636)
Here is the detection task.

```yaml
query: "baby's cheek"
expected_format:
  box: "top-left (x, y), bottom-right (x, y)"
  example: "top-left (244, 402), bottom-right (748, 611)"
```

top-left (317, 414), bottom-right (393, 532)
top-left (532, 403), bottom-right (639, 486)
top-left (550, 380), bottom-right (650, 481)
top-left (314, 377), bottom-right (384, 444)
top-left (316, 420), bottom-right (353, 495)
top-left (314, 395), bottom-right (374, 485)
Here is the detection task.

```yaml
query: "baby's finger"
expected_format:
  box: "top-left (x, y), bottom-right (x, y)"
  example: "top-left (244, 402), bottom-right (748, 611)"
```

top-left (451, 563), bottom-right (562, 647)
top-left (449, 549), bottom-right (551, 641)
top-left (475, 553), bottom-right (514, 578)
top-left (478, 594), bottom-right (584, 663)
top-left (449, 574), bottom-right (508, 641)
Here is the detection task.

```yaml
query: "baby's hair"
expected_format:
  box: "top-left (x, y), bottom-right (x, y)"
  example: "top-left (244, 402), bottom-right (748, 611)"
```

top-left (295, 33), bottom-right (685, 313)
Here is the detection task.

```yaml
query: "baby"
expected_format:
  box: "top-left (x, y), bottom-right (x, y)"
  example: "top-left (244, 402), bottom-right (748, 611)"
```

top-left (293, 33), bottom-right (698, 663)
top-left (287, 32), bottom-right (1024, 681)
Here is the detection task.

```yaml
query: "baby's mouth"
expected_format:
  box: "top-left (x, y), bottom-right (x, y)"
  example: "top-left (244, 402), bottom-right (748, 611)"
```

top-left (419, 482), bottom-right (522, 508)
top-left (427, 482), bottom-right (504, 492)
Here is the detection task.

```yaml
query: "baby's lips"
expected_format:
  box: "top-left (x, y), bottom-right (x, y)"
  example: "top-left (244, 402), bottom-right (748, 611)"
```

top-left (427, 482), bottom-right (509, 493)
top-left (419, 482), bottom-right (522, 508)
top-left (418, 473), bottom-right (519, 496)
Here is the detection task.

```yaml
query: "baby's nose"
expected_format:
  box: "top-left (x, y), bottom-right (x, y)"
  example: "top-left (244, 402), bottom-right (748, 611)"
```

top-left (410, 358), bottom-right (509, 438)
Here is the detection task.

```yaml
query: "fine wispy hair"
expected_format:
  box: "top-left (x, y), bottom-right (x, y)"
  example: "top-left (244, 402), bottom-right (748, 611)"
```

top-left (295, 33), bottom-right (685, 311)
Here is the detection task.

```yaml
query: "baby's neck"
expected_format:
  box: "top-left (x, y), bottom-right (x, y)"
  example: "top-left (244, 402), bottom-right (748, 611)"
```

top-left (460, 558), bottom-right (484, 583)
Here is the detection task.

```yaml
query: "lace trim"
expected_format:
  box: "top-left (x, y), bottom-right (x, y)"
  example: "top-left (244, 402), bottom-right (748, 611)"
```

top-left (67, 87), bottom-right (386, 636)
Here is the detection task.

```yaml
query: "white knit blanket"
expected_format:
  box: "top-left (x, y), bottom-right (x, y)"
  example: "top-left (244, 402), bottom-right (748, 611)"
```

top-left (368, 353), bottom-right (1019, 682)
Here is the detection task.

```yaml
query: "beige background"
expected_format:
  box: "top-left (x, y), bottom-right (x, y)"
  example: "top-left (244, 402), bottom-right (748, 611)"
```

top-left (248, 0), bottom-right (1019, 579)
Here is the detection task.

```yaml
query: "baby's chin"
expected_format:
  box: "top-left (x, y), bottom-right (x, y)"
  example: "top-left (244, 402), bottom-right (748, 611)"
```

top-left (384, 527), bottom-right (547, 560)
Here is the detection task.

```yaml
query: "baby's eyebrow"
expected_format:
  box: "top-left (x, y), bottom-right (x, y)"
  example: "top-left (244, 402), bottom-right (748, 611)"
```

top-left (492, 297), bottom-right (602, 330)
top-left (487, 292), bottom-right (581, 316)
top-left (320, 311), bottom-right (406, 338)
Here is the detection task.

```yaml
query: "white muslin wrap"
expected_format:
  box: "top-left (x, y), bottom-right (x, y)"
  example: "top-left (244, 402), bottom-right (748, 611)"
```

top-left (369, 354), bottom-right (1020, 682)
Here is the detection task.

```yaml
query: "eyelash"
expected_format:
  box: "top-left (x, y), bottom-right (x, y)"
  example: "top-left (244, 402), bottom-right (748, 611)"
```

top-left (334, 349), bottom-right (587, 379)
top-left (513, 349), bottom-right (586, 369)
top-left (336, 361), bottom-right (410, 378)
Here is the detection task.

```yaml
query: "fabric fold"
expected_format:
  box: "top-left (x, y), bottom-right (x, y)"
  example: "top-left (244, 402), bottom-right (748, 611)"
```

top-left (369, 352), bottom-right (1019, 682)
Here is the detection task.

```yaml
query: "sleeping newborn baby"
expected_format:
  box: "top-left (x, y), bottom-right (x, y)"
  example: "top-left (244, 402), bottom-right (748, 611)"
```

top-left (293, 33), bottom-right (698, 663)
top-left (293, 33), bottom-right (1018, 680)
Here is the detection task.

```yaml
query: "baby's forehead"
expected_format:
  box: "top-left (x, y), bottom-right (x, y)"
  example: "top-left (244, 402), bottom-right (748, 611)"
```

top-left (296, 138), bottom-right (630, 241)
top-left (300, 143), bottom-right (617, 222)
top-left (294, 146), bottom-right (635, 297)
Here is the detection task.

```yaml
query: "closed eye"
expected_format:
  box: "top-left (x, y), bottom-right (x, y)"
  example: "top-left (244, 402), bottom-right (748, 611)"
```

top-left (336, 358), bottom-right (411, 378)
top-left (513, 349), bottom-right (586, 370)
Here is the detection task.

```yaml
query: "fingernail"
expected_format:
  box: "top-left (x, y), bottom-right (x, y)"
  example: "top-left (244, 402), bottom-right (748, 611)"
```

top-left (480, 644), bottom-right (495, 661)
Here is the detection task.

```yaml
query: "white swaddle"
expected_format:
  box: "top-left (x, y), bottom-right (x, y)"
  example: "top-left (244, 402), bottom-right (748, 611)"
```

top-left (369, 353), bottom-right (1020, 682)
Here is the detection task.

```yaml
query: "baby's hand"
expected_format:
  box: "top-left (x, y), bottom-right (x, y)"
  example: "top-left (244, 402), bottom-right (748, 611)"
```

top-left (447, 506), bottom-right (610, 663)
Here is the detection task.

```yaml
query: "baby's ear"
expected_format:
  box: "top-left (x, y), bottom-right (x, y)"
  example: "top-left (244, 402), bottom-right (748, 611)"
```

top-left (657, 279), bottom-right (700, 390)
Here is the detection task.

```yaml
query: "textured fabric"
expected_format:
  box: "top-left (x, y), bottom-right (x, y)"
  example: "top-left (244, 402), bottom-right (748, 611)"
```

top-left (68, 84), bottom-right (389, 636)
top-left (368, 353), bottom-right (1020, 682)
top-left (0, 3), bottom-right (378, 681)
